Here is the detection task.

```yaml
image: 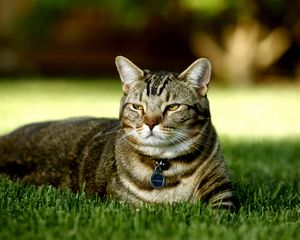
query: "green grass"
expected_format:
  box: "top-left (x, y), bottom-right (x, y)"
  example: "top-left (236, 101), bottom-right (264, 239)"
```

top-left (0, 78), bottom-right (300, 239)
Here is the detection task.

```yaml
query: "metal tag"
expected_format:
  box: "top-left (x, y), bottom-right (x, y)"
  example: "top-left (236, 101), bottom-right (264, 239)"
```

top-left (150, 166), bottom-right (165, 189)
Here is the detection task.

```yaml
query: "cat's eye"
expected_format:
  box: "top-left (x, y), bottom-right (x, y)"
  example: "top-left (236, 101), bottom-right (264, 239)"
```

top-left (166, 104), bottom-right (180, 111)
top-left (132, 104), bottom-right (144, 111)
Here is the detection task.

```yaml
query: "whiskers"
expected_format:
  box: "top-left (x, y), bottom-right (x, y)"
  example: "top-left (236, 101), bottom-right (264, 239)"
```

top-left (94, 125), bottom-right (122, 138)
top-left (107, 123), bottom-right (213, 158)
top-left (116, 128), bottom-right (140, 146)
top-left (165, 129), bottom-right (212, 152)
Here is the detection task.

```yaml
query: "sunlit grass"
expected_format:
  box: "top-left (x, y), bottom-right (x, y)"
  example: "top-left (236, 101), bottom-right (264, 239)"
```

top-left (0, 79), bottom-right (122, 134)
top-left (209, 85), bottom-right (300, 138)
top-left (0, 78), bottom-right (299, 139)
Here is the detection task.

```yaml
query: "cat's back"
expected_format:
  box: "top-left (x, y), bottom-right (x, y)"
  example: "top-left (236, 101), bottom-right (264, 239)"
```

top-left (0, 117), bottom-right (119, 160)
top-left (0, 117), bottom-right (119, 188)
top-left (0, 117), bottom-right (119, 145)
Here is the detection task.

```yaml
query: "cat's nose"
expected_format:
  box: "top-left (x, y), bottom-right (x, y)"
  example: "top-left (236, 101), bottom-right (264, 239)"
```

top-left (147, 122), bottom-right (157, 130)
top-left (143, 114), bottom-right (162, 130)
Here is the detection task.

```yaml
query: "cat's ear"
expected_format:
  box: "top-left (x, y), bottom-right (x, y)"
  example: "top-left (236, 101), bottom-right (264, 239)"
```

top-left (115, 56), bottom-right (144, 93)
top-left (178, 58), bottom-right (211, 96)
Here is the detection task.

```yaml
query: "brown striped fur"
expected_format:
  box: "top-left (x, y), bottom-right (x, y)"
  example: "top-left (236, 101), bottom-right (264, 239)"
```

top-left (0, 56), bottom-right (234, 209)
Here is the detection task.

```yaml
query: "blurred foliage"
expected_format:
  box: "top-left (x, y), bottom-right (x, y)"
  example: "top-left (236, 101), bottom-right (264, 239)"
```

top-left (16, 0), bottom-right (167, 42)
top-left (15, 0), bottom-right (292, 43)
top-left (1, 0), bottom-right (298, 82)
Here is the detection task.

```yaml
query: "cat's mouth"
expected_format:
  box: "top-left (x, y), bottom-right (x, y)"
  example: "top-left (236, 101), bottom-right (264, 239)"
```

top-left (143, 133), bottom-right (163, 142)
top-left (145, 134), bottom-right (159, 141)
top-left (133, 125), bottom-right (179, 147)
top-left (139, 132), bottom-right (173, 147)
top-left (145, 131), bottom-right (156, 138)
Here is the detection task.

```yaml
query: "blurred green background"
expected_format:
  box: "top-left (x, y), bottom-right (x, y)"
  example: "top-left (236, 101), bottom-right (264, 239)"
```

top-left (0, 0), bottom-right (299, 82)
top-left (0, 0), bottom-right (299, 138)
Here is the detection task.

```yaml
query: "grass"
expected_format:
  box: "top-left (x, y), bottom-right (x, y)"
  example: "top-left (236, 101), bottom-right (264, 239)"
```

top-left (0, 78), bottom-right (300, 239)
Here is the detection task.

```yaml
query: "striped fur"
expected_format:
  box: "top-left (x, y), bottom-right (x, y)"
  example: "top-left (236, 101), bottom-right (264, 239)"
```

top-left (0, 56), bottom-right (234, 209)
top-left (114, 56), bottom-right (233, 208)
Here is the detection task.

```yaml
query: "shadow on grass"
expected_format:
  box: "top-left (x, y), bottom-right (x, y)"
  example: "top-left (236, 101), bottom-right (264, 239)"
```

top-left (221, 137), bottom-right (300, 211)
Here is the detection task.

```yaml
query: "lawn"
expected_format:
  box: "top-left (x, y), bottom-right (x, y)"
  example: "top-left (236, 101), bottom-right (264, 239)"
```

top-left (0, 78), bottom-right (299, 240)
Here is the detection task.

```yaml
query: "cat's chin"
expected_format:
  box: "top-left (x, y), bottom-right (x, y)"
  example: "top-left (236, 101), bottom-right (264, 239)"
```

top-left (141, 135), bottom-right (168, 146)
top-left (136, 138), bottom-right (195, 159)
top-left (137, 145), bottom-right (180, 159)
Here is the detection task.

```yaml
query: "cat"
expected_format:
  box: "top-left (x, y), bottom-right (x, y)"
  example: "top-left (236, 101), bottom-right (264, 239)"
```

top-left (0, 56), bottom-right (234, 209)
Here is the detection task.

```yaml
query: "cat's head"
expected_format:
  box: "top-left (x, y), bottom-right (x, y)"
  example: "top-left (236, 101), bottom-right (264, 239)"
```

top-left (115, 56), bottom-right (212, 159)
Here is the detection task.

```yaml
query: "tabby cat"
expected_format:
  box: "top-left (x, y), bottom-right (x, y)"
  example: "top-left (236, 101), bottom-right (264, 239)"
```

top-left (0, 56), bottom-right (234, 209)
